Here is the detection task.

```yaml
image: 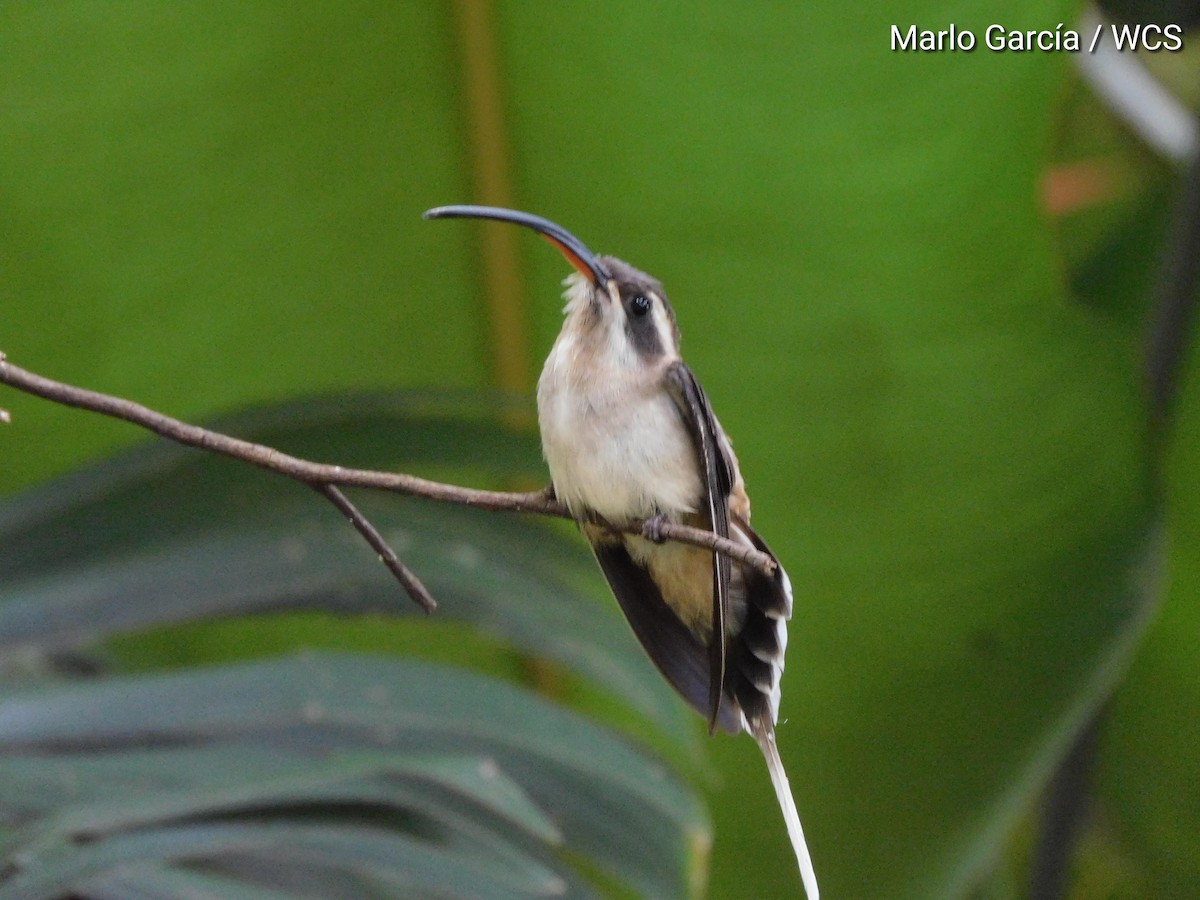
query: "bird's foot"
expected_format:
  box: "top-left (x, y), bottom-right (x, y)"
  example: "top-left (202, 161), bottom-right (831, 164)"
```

top-left (641, 513), bottom-right (670, 544)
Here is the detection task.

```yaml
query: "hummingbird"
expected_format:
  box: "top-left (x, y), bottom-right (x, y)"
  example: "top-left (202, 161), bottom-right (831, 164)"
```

top-left (425, 205), bottom-right (818, 899)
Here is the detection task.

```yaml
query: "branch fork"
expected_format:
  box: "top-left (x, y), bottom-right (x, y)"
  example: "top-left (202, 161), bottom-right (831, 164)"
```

top-left (0, 352), bottom-right (778, 612)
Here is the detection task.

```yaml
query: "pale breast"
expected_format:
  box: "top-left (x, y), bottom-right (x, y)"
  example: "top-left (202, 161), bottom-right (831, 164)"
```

top-left (538, 350), bottom-right (702, 523)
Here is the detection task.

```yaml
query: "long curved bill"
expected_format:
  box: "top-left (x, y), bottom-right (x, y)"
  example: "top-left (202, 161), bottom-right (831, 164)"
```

top-left (424, 205), bottom-right (612, 285)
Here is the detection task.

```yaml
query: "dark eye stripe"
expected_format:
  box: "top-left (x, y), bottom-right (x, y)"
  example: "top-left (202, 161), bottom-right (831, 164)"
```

top-left (624, 292), bottom-right (663, 359)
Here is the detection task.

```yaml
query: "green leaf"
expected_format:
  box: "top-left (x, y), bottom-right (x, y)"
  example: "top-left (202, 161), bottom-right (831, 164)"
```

top-left (0, 391), bottom-right (710, 894)
top-left (0, 654), bottom-right (707, 898)
top-left (0, 393), bottom-right (694, 746)
top-left (0, 822), bottom-right (559, 900)
top-left (4, 750), bottom-right (561, 857)
top-left (83, 866), bottom-right (301, 900)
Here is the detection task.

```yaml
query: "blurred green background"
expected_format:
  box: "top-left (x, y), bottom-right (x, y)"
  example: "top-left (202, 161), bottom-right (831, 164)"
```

top-left (2, 2), bottom-right (1197, 897)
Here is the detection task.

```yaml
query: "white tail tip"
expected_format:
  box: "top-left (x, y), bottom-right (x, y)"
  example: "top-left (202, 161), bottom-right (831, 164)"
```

top-left (749, 720), bottom-right (819, 899)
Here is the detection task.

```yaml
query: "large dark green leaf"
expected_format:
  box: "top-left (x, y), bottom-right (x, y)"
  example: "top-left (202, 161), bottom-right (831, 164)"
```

top-left (0, 393), bottom-right (693, 744)
top-left (0, 654), bottom-right (707, 899)
top-left (0, 393), bottom-right (709, 895)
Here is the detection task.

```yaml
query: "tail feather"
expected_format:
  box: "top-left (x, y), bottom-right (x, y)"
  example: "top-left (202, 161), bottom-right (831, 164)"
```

top-left (748, 718), bottom-right (819, 900)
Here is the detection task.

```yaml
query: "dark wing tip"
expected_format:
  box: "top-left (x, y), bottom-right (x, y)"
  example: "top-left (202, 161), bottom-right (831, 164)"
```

top-left (593, 542), bottom-right (742, 734)
top-left (664, 362), bottom-right (734, 734)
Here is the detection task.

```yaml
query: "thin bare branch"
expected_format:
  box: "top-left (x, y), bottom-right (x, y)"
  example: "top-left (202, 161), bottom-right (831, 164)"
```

top-left (0, 353), bottom-right (779, 584)
top-left (314, 483), bottom-right (437, 613)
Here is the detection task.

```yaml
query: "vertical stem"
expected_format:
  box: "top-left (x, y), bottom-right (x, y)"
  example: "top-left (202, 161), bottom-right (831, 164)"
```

top-left (1145, 150), bottom-right (1200, 443)
top-left (1029, 86), bottom-right (1200, 900)
top-left (1027, 713), bottom-right (1102, 900)
top-left (450, 0), bottom-right (533, 396)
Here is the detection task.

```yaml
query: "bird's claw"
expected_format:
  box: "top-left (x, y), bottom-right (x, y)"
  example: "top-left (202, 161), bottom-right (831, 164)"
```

top-left (641, 513), bottom-right (670, 544)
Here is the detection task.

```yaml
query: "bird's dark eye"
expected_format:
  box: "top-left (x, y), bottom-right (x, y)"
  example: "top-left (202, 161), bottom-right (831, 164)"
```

top-left (629, 294), bottom-right (651, 317)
